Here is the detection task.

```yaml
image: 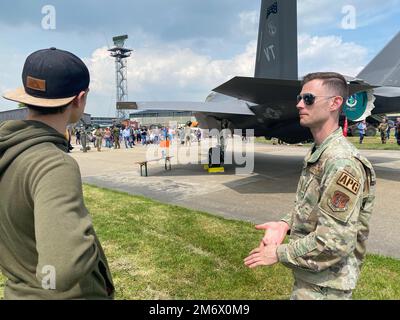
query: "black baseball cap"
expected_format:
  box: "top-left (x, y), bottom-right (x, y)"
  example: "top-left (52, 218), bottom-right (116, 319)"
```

top-left (3, 47), bottom-right (90, 107)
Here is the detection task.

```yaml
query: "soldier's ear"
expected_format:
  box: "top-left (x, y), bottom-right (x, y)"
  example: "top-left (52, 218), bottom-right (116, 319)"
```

top-left (330, 96), bottom-right (343, 112)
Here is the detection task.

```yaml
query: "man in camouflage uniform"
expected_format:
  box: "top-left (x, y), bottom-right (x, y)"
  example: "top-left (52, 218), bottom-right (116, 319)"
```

top-left (80, 125), bottom-right (90, 152)
top-left (112, 125), bottom-right (121, 149)
top-left (378, 119), bottom-right (389, 144)
top-left (245, 72), bottom-right (376, 300)
top-left (395, 118), bottom-right (400, 146)
top-left (94, 126), bottom-right (104, 152)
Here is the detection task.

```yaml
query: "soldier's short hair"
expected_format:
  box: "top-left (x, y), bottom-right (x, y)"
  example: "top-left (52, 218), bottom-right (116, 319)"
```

top-left (302, 72), bottom-right (349, 102)
top-left (25, 103), bottom-right (69, 115)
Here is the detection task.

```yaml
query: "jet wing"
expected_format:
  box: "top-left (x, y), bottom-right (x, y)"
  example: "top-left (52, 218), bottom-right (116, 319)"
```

top-left (372, 86), bottom-right (400, 114)
top-left (117, 77), bottom-right (377, 117)
top-left (117, 100), bottom-right (255, 115)
top-left (357, 32), bottom-right (400, 87)
top-left (213, 77), bottom-right (300, 104)
top-left (213, 76), bottom-right (377, 104)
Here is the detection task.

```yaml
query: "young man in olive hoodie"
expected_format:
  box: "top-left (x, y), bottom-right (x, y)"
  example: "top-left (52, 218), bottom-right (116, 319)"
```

top-left (0, 48), bottom-right (114, 299)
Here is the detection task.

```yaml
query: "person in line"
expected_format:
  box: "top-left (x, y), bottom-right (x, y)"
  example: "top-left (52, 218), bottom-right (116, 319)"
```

top-left (184, 125), bottom-right (191, 147)
top-left (104, 127), bottom-right (112, 148)
top-left (357, 120), bottom-right (367, 144)
top-left (129, 126), bottom-right (136, 146)
top-left (94, 126), bottom-right (104, 152)
top-left (395, 118), bottom-right (400, 146)
top-left (122, 126), bottom-right (133, 148)
top-left (112, 125), bottom-right (120, 149)
top-left (141, 128), bottom-right (147, 145)
top-left (75, 129), bottom-right (81, 145)
top-left (378, 118), bottom-right (389, 144)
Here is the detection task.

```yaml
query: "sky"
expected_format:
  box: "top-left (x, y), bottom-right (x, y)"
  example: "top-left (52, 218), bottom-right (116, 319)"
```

top-left (0, 0), bottom-right (399, 116)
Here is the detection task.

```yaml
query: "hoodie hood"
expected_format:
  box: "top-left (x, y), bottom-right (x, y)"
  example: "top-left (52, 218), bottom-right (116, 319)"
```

top-left (0, 120), bottom-right (68, 175)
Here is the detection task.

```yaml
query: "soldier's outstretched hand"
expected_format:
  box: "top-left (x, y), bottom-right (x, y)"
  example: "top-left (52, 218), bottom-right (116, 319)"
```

top-left (244, 242), bottom-right (279, 268)
top-left (255, 221), bottom-right (289, 246)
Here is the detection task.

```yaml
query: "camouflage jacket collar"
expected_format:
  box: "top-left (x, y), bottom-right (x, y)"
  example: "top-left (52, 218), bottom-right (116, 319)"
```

top-left (305, 127), bottom-right (344, 165)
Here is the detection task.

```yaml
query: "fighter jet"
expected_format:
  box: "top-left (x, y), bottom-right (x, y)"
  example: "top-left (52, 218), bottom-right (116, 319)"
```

top-left (118, 0), bottom-right (400, 144)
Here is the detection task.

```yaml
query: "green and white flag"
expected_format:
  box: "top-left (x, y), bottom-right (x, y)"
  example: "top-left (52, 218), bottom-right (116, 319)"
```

top-left (343, 90), bottom-right (376, 121)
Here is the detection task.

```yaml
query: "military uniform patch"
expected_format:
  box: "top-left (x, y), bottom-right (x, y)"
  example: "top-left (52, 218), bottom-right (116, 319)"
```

top-left (320, 169), bottom-right (361, 224)
top-left (328, 191), bottom-right (350, 212)
top-left (336, 172), bottom-right (360, 195)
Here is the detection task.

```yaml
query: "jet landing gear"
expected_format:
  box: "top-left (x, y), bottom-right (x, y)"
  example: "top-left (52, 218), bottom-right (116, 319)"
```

top-left (205, 136), bottom-right (226, 173)
top-left (204, 146), bottom-right (225, 173)
top-left (204, 120), bottom-right (230, 173)
top-left (204, 146), bottom-right (223, 171)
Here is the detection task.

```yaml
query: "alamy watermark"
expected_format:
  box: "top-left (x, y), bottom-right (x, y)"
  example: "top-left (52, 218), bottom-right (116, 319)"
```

top-left (145, 127), bottom-right (255, 175)
top-left (41, 265), bottom-right (56, 290)
top-left (341, 5), bottom-right (357, 30)
top-left (41, 5), bottom-right (56, 30)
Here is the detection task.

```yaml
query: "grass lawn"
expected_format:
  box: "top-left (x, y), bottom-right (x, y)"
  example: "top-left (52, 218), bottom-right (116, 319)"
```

top-left (256, 135), bottom-right (400, 151)
top-left (346, 136), bottom-right (400, 150)
top-left (1, 185), bottom-right (399, 300)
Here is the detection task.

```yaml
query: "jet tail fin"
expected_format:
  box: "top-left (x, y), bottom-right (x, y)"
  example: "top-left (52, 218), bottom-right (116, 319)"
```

top-left (254, 0), bottom-right (298, 80)
top-left (357, 32), bottom-right (400, 87)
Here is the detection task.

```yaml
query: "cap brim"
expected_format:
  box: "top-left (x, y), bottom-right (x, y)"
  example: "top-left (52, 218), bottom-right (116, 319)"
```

top-left (2, 87), bottom-right (76, 108)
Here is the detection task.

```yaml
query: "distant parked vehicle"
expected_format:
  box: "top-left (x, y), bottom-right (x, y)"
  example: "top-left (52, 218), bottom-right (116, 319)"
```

top-left (348, 123), bottom-right (377, 137)
top-left (345, 114), bottom-right (387, 137)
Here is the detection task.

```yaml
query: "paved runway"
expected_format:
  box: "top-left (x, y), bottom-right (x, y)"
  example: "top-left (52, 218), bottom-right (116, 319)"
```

top-left (70, 141), bottom-right (400, 259)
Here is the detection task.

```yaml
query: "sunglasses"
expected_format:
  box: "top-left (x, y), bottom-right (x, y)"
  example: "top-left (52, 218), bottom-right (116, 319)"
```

top-left (296, 93), bottom-right (337, 106)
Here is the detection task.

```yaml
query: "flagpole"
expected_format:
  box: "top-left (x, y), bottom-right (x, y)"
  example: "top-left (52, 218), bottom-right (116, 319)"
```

top-left (343, 117), bottom-right (348, 137)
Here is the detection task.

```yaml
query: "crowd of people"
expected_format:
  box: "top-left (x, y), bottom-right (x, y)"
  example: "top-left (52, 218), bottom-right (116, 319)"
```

top-left (357, 117), bottom-right (400, 145)
top-left (377, 117), bottom-right (400, 145)
top-left (71, 124), bottom-right (203, 152)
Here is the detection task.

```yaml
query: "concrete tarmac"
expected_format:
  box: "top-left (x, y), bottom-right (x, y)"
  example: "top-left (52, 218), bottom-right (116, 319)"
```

top-left (70, 140), bottom-right (400, 259)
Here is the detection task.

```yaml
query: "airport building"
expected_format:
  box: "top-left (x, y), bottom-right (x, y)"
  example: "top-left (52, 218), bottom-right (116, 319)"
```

top-left (90, 116), bottom-right (117, 127)
top-left (129, 110), bottom-right (196, 128)
top-left (0, 108), bottom-right (28, 122)
top-left (0, 108), bottom-right (91, 125)
top-left (0, 108), bottom-right (195, 129)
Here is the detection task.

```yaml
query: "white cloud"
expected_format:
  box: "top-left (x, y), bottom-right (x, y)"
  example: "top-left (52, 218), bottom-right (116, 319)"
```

top-left (84, 48), bottom-right (115, 96)
top-left (237, 10), bottom-right (259, 37)
top-left (298, 0), bottom-right (400, 30)
top-left (298, 0), bottom-right (339, 28)
top-left (0, 23), bottom-right (372, 117)
top-left (83, 33), bottom-right (372, 116)
top-left (0, 51), bottom-right (28, 112)
top-left (84, 32), bottom-right (371, 116)
top-left (298, 34), bottom-right (368, 77)
top-left (86, 41), bottom-right (256, 102)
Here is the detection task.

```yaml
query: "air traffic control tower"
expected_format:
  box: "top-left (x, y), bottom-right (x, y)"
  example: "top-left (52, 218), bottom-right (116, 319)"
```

top-left (109, 35), bottom-right (133, 120)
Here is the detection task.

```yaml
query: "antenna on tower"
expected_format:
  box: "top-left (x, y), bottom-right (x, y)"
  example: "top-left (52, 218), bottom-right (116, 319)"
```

top-left (109, 35), bottom-right (133, 120)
